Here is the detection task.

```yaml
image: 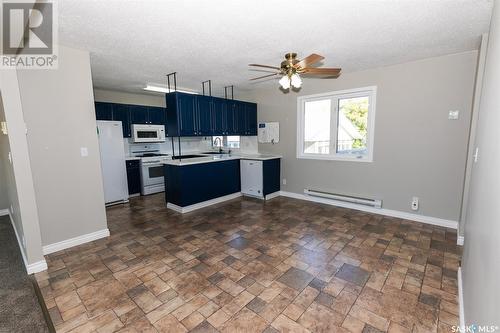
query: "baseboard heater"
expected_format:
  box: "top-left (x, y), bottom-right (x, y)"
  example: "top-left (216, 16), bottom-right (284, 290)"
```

top-left (304, 189), bottom-right (382, 208)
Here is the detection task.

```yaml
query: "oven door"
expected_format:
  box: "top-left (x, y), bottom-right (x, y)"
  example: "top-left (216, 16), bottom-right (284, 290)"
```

top-left (141, 162), bottom-right (165, 187)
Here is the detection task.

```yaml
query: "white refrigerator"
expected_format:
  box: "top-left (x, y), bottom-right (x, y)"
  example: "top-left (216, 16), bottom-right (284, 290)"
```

top-left (97, 121), bottom-right (129, 205)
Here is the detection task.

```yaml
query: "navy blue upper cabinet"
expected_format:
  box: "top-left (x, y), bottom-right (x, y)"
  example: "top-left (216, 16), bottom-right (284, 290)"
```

top-left (95, 102), bottom-right (166, 138)
top-left (166, 92), bottom-right (197, 136)
top-left (197, 95), bottom-right (213, 136)
top-left (166, 92), bottom-right (257, 137)
top-left (129, 105), bottom-right (148, 124)
top-left (148, 106), bottom-right (166, 125)
top-left (244, 102), bottom-right (258, 136)
top-left (113, 104), bottom-right (131, 137)
top-left (95, 102), bottom-right (113, 120)
top-left (212, 97), bottom-right (228, 135)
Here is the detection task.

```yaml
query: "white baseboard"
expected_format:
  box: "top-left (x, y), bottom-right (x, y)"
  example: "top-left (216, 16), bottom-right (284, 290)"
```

top-left (0, 208), bottom-right (9, 216)
top-left (5, 210), bottom-right (48, 274)
top-left (42, 228), bottom-right (110, 255)
top-left (265, 191), bottom-right (281, 200)
top-left (26, 260), bottom-right (48, 274)
top-left (458, 267), bottom-right (465, 327)
top-left (279, 191), bottom-right (458, 230)
top-left (167, 192), bottom-right (242, 214)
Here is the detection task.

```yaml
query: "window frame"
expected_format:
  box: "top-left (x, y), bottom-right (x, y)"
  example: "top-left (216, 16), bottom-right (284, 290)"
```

top-left (296, 86), bottom-right (377, 162)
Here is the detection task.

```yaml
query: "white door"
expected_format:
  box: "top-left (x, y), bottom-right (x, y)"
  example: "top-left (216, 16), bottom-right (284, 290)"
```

top-left (97, 121), bottom-right (128, 204)
top-left (240, 160), bottom-right (263, 197)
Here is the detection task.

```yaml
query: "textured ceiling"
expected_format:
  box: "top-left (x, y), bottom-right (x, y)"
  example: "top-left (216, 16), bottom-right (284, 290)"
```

top-left (58, 0), bottom-right (493, 96)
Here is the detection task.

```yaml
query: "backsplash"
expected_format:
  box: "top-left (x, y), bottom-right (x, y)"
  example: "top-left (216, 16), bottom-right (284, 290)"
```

top-left (124, 136), bottom-right (257, 156)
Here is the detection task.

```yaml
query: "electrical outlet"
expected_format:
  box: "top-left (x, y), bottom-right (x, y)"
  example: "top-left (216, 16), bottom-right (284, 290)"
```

top-left (411, 197), bottom-right (419, 211)
top-left (282, 178), bottom-right (287, 185)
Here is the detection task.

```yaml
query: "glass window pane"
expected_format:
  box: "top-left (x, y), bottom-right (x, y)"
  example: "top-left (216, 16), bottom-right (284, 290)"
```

top-left (337, 96), bottom-right (369, 156)
top-left (226, 136), bottom-right (240, 149)
top-left (304, 99), bottom-right (331, 154)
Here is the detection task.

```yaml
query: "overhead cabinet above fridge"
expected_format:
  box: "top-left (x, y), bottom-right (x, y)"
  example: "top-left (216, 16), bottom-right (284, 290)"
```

top-left (95, 102), bottom-right (166, 137)
top-left (165, 92), bottom-right (257, 137)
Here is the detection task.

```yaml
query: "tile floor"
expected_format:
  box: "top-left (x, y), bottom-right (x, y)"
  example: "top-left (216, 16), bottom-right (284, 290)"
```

top-left (35, 194), bottom-right (461, 332)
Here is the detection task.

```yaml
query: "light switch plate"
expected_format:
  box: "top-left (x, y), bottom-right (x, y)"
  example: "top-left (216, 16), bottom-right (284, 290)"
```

top-left (80, 147), bottom-right (89, 157)
top-left (448, 110), bottom-right (459, 120)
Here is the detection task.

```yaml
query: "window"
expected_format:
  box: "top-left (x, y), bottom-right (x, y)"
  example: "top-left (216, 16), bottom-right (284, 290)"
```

top-left (226, 136), bottom-right (240, 149)
top-left (297, 86), bottom-right (376, 162)
top-left (212, 136), bottom-right (240, 149)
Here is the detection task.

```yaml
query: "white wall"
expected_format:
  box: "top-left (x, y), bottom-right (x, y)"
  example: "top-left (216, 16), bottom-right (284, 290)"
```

top-left (0, 72), bottom-right (45, 267)
top-left (16, 46), bottom-right (108, 246)
top-left (461, 0), bottom-right (500, 326)
top-left (249, 51), bottom-right (477, 221)
top-left (94, 88), bottom-right (165, 107)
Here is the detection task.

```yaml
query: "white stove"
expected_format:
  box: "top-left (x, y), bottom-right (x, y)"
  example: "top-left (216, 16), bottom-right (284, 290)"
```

top-left (131, 150), bottom-right (171, 195)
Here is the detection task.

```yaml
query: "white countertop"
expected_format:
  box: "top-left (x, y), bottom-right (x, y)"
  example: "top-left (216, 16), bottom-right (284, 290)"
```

top-left (125, 156), bottom-right (141, 161)
top-left (163, 153), bottom-right (281, 166)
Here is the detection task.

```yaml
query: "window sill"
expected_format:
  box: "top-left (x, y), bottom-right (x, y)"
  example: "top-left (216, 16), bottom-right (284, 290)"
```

top-left (296, 154), bottom-right (373, 163)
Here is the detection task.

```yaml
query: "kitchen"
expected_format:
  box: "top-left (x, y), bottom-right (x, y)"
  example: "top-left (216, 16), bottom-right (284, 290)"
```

top-left (95, 88), bottom-right (282, 212)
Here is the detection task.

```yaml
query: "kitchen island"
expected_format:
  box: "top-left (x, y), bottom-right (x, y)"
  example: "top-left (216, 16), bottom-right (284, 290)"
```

top-left (163, 154), bottom-right (281, 213)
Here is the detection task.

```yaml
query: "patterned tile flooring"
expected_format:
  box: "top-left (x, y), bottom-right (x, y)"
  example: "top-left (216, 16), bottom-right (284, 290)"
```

top-left (35, 194), bottom-right (461, 332)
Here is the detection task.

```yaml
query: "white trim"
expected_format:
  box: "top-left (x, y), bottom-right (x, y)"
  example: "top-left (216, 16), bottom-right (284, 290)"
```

top-left (296, 86), bottom-right (376, 163)
top-left (26, 260), bottom-right (48, 274)
top-left (265, 191), bottom-right (280, 200)
top-left (5, 210), bottom-right (48, 274)
top-left (458, 267), bottom-right (465, 327)
top-left (279, 191), bottom-right (458, 229)
top-left (167, 192), bottom-right (242, 214)
top-left (42, 228), bottom-right (110, 255)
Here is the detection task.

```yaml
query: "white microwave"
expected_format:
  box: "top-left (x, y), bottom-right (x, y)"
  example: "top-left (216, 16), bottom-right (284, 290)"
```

top-left (132, 124), bottom-right (166, 143)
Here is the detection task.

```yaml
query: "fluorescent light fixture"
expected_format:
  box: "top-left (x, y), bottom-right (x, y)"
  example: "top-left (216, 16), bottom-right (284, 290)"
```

top-left (144, 84), bottom-right (198, 94)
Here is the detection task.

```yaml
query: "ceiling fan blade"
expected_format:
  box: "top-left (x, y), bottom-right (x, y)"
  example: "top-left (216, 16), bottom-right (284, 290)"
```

top-left (294, 54), bottom-right (325, 69)
top-left (249, 73), bottom-right (280, 81)
top-left (249, 64), bottom-right (281, 70)
top-left (301, 67), bottom-right (341, 76)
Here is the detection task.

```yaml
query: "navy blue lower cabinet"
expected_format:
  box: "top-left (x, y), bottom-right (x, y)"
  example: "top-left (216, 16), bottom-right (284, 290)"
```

top-left (263, 158), bottom-right (280, 196)
top-left (165, 160), bottom-right (240, 207)
top-left (125, 159), bottom-right (141, 196)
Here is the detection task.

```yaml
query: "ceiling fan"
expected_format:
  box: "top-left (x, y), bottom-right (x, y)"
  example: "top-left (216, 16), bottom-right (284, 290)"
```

top-left (249, 53), bottom-right (341, 90)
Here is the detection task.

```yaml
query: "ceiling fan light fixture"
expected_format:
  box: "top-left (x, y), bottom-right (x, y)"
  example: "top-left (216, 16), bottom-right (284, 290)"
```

top-left (279, 75), bottom-right (291, 90)
top-left (290, 73), bottom-right (302, 88)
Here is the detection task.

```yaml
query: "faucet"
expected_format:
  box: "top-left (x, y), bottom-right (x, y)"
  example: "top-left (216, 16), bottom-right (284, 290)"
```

top-left (214, 137), bottom-right (223, 153)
